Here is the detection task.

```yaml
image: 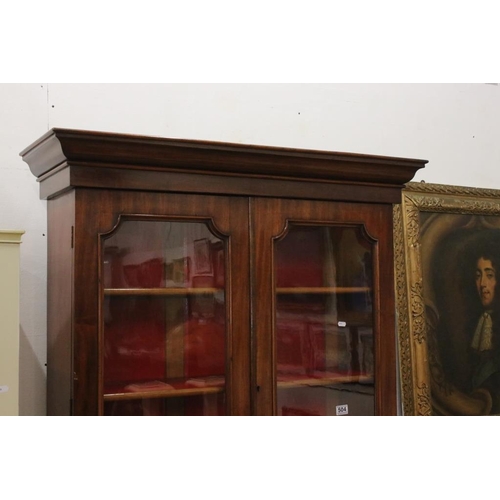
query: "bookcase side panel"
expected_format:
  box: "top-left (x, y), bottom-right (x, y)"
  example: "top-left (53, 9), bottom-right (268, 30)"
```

top-left (47, 190), bottom-right (75, 416)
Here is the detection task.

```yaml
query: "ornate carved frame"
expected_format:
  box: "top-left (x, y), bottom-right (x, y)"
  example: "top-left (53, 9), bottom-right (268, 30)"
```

top-left (394, 181), bottom-right (500, 416)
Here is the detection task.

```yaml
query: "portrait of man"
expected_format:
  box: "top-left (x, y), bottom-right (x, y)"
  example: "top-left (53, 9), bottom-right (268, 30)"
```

top-left (420, 214), bottom-right (500, 415)
top-left (467, 239), bottom-right (500, 411)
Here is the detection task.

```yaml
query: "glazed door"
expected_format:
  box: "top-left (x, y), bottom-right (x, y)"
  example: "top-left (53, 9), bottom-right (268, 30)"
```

top-left (74, 190), bottom-right (250, 416)
top-left (251, 198), bottom-right (397, 416)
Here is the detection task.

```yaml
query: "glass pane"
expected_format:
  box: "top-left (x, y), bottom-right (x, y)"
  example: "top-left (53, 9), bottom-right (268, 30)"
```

top-left (103, 393), bottom-right (226, 416)
top-left (102, 220), bottom-right (226, 416)
top-left (275, 225), bottom-right (374, 416)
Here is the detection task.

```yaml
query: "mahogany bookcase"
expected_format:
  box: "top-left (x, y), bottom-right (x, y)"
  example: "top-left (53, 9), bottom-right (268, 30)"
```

top-left (21, 129), bottom-right (426, 416)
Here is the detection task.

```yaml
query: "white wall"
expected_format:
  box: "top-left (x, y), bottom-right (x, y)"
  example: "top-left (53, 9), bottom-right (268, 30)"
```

top-left (1, 84), bottom-right (47, 416)
top-left (1, 83), bottom-right (499, 415)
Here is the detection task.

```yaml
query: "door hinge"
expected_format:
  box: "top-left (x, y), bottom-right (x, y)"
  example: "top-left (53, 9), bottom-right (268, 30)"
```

top-left (71, 226), bottom-right (74, 249)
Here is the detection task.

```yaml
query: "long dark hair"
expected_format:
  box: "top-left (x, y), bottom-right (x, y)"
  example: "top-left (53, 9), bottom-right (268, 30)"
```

top-left (429, 227), bottom-right (500, 390)
top-left (468, 237), bottom-right (500, 315)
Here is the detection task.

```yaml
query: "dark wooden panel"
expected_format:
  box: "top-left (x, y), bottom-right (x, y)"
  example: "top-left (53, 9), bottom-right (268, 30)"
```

top-left (39, 164), bottom-right (403, 204)
top-left (251, 198), bottom-right (397, 416)
top-left (47, 190), bottom-right (75, 415)
top-left (73, 189), bottom-right (251, 415)
top-left (372, 205), bottom-right (397, 416)
top-left (39, 164), bottom-right (71, 200)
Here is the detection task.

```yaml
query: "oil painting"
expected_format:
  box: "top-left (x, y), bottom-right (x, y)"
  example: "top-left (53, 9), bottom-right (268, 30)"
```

top-left (395, 182), bottom-right (500, 415)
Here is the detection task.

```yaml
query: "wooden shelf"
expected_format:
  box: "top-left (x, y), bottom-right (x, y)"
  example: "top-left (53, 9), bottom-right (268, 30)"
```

top-left (104, 285), bottom-right (365, 297)
top-left (104, 287), bottom-right (222, 296)
top-left (104, 373), bottom-right (373, 401)
top-left (277, 372), bottom-right (373, 389)
top-left (276, 287), bottom-right (371, 294)
top-left (104, 386), bottom-right (224, 401)
top-left (104, 377), bottom-right (225, 401)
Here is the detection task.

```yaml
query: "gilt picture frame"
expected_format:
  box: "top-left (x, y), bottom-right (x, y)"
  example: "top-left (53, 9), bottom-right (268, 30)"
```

top-left (395, 182), bottom-right (500, 416)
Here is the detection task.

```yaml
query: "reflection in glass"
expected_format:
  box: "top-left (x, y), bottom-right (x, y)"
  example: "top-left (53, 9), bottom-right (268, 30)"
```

top-left (275, 225), bottom-right (374, 416)
top-left (102, 220), bottom-right (226, 416)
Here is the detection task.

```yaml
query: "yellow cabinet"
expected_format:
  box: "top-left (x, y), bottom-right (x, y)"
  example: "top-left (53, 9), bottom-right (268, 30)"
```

top-left (0, 230), bottom-right (24, 416)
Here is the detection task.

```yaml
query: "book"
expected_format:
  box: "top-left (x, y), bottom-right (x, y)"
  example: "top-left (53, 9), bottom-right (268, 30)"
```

top-left (185, 376), bottom-right (225, 388)
top-left (124, 380), bottom-right (174, 392)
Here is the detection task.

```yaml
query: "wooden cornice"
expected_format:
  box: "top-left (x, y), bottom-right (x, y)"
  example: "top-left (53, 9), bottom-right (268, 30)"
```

top-left (21, 128), bottom-right (427, 182)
